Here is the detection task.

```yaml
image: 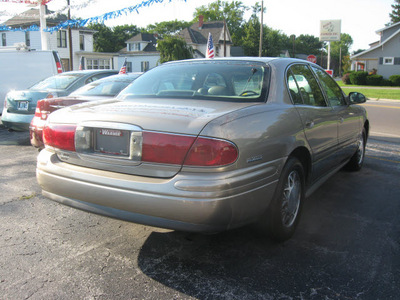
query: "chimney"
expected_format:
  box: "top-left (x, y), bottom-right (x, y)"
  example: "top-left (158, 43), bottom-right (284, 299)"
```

top-left (199, 15), bottom-right (204, 29)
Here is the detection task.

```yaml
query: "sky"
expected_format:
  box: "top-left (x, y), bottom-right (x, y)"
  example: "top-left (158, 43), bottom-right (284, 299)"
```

top-left (0, 0), bottom-right (396, 52)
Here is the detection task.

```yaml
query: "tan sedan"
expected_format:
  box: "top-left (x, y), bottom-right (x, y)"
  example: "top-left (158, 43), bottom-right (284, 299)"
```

top-left (37, 58), bottom-right (369, 241)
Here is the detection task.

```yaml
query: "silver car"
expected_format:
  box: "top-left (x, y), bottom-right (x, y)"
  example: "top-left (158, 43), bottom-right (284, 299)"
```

top-left (36, 58), bottom-right (369, 241)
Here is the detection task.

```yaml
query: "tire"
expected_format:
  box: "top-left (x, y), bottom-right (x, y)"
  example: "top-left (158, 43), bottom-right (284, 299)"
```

top-left (259, 157), bottom-right (305, 242)
top-left (345, 129), bottom-right (366, 171)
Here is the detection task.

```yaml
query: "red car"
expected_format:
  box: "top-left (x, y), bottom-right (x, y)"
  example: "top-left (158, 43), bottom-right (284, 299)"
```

top-left (30, 73), bottom-right (141, 149)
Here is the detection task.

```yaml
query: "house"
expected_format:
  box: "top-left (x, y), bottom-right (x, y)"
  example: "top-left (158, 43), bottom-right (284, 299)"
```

top-left (177, 18), bottom-right (232, 58)
top-left (351, 21), bottom-right (400, 78)
top-left (0, 8), bottom-right (115, 72)
top-left (117, 33), bottom-right (160, 72)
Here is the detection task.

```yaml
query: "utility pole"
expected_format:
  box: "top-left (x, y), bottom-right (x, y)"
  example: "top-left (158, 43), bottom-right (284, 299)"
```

top-left (39, 3), bottom-right (49, 50)
top-left (259, 0), bottom-right (264, 57)
top-left (67, 0), bottom-right (73, 70)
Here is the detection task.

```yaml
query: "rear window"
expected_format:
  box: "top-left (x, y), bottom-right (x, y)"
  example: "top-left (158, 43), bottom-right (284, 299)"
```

top-left (71, 79), bottom-right (134, 97)
top-left (30, 74), bottom-right (80, 90)
top-left (118, 61), bottom-right (269, 102)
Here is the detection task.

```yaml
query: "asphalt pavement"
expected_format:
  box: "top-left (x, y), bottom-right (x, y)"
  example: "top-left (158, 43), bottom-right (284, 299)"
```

top-left (0, 121), bottom-right (399, 299)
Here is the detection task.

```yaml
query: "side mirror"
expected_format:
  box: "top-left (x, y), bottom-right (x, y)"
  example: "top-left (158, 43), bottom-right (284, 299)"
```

top-left (348, 92), bottom-right (366, 104)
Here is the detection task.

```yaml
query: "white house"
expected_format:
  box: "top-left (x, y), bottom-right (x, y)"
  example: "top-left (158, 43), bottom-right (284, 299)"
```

top-left (351, 21), bottom-right (400, 78)
top-left (117, 33), bottom-right (160, 73)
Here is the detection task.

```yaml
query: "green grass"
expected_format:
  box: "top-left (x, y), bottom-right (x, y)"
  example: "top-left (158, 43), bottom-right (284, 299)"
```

top-left (336, 80), bottom-right (400, 100)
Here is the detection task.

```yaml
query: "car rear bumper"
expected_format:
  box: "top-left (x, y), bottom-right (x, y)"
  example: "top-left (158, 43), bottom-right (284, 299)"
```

top-left (1, 109), bottom-right (33, 131)
top-left (37, 149), bottom-right (283, 232)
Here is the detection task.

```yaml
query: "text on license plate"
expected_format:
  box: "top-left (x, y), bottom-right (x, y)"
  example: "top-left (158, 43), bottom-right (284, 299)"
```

top-left (17, 101), bottom-right (29, 111)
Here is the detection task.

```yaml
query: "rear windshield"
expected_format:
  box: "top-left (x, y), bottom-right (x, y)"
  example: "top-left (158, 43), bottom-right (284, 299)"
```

top-left (70, 79), bottom-right (133, 97)
top-left (30, 74), bottom-right (80, 90)
top-left (117, 61), bottom-right (269, 102)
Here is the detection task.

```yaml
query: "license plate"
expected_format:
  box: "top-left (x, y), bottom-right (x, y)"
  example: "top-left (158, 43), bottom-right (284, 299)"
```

top-left (17, 101), bottom-right (29, 111)
top-left (94, 128), bottom-right (130, 156)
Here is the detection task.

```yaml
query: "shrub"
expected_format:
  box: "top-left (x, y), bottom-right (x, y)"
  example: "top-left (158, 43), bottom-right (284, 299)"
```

top-left (349, 71), bottom-right (368, 85)
top-left (365, 74), bottom-right (383, 86)
top-left (381, 79), bottom-right (393, 86)
top-left (342, 73), bottom-right (351, 85)
top-left (389, 75), bottom-right (400, 86)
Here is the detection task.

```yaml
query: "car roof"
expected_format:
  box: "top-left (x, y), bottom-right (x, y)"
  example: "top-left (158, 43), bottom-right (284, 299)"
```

top-left (89, 72), bottom-right (143, 83)
top-left (58, 70), bottom-right (119, 76)
top-left (163, 57), bottom-right (316, 67)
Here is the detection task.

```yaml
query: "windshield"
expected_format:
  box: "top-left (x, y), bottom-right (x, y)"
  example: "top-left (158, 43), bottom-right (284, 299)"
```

top-left (30, 74), bottom-right (80, 90)
top-left (70, 78), bottom-right (134, 97)
top-left (117, 61), bottom-right (268, 102)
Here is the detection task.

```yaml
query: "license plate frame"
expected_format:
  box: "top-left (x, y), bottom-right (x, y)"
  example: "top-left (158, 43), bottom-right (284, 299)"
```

top-left (94, 128), bottom-right (130, 156)
top-left (17, 101), bottom-right (29, 111)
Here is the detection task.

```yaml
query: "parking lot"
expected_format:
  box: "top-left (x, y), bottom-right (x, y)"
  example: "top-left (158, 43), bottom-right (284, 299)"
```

top-left (0, 120), bottom-right (399, 299)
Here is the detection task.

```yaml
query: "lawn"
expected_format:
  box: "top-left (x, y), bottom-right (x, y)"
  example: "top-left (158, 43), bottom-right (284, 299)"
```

top-left (336, 80), bottom-right (400, 100)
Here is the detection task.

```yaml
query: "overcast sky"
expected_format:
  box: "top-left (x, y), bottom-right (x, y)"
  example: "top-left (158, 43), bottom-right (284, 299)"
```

top-left (1, 0), bottom-right (396, 52)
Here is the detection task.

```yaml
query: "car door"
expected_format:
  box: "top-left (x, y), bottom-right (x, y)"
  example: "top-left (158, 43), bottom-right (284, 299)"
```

top-left (287, 64), bottom-right (338, 183)
top-left (311, 67), bottom-right (360, 164)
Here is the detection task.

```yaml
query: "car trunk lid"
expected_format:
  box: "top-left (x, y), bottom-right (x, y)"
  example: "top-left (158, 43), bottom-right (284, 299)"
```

top-left (45, 99), bottom-right (257, 178)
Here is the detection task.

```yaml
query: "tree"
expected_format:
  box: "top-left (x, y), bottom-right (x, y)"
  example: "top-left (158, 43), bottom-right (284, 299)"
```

top-left (145, 20), bottom-right (193, 37)
top-left (352, 49), bottom-right (366, 56)
top-left (240, 16), bottom-right (261, 56)
top-left (294, 34), bottom-right (324, 57)
top-left (88, 23), bottom-right (115, 52)
top-left (388, 0), bottom-right (400, 25)
top-left (157, 36), bottom-right (193, 63)
top-left (192, 0), bottom-right (248, 45)
top-left (263, 27), bottom-right (290, 57)
top-left (113, 25), bottom-right (140, 50)
top-left (328, 33), bottom-right (353, 76)
top-left (88, 24), bottom-right (140, 52)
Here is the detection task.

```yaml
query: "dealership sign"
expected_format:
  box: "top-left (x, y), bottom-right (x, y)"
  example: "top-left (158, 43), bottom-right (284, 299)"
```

top-left (320, 20), bottom-right (341, 41)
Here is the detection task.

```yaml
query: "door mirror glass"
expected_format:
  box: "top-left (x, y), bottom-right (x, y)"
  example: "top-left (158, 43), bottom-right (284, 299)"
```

top-left (348, 92), bottom-right (366, 104)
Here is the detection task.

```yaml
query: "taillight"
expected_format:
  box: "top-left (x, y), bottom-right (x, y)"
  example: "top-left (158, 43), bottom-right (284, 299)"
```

top-left (43, 124), bottom-right (76, 151)
top-left (35, 99), bottom-right (50, 120)
top-left (184, 137), bottom-right (238, 167)
top-left (142, 132), bottom-right (238, 167)
top-left (46, 92), bottom-right (57, 99)
top-left (142, 132), bottom-right (196, 165)
top-left (56, 62), bottom-right (63, 73)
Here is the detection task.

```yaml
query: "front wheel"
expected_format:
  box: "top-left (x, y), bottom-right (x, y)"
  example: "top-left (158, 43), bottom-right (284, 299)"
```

top-left (345, 129), bottom-right (366, 171)
top-left (259, 157), bottom-right (305, 242)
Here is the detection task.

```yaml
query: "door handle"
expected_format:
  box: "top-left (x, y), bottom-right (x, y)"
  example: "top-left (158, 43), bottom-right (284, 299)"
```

top-left (305, 121), bottom-right (314, 129)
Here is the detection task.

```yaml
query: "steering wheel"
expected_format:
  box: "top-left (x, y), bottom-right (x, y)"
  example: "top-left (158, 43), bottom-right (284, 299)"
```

top-left (239, 90), bottom-right (258, 96)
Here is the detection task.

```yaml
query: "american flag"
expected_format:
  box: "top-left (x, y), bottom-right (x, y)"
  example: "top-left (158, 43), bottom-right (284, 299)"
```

top-left (79, 56), bottom-right (84, 70)
top-left (206, 32), bottom-right (215, 59)
top-left (119, 58), bottom-right (127, 74)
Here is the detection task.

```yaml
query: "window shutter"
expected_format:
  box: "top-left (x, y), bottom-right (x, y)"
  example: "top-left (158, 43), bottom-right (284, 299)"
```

top-left (394, 57), bottom-right (400, 65)
top-left (379, 57), bottom-right (383, 65)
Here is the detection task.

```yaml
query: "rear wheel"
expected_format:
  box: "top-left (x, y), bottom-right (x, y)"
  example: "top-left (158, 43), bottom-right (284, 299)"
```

top-left (259, 157), bottom-right (305, 242)
top-left (345, 129), bottom-right (366, 171)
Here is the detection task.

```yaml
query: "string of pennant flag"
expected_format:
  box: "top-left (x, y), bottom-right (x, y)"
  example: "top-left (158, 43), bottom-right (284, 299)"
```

top-left (0, 0), bottom-right (185, 33)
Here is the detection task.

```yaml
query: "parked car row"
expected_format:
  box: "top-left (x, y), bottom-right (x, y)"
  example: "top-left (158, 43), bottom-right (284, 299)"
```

top-left (34, 57), bottom-right (369, 242)
top-left (2, 70), bottom-right (118, 131)
top-left (29, 72), bottom-right (142, 148)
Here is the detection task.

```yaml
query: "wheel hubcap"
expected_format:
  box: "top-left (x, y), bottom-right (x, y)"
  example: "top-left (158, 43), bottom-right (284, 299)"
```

top-left (281, 170), bottom-right (301, 227)
top-left (357, 137), bottom-right (365, 166)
